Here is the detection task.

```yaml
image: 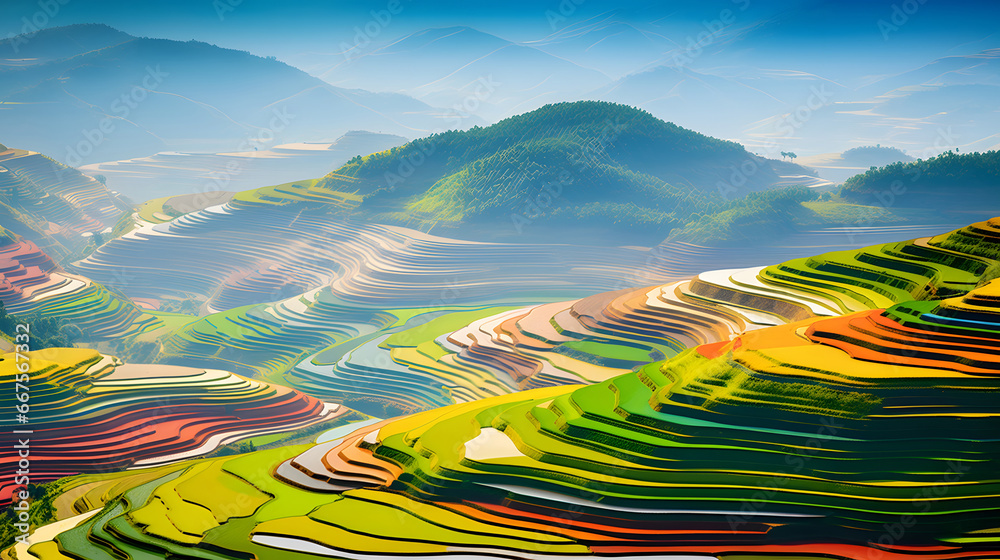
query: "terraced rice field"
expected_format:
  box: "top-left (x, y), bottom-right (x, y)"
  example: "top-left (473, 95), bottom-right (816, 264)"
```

top-left (78, 132), bottom-right (408, 201)
top-left (65, 200), bottom-right (699, 378)
top-left (54, 188), bottom-right (967, 383)
top-left (289, 219), bottom-right (1000, 415)
top-left (0, 238), bottom-right (158, 337)
top-left (0, 149), bottom-right (127, 237)
top-left (15, 218), bottom-right (1000, 559)
top-left (0, 348), bottom-right (350, 502)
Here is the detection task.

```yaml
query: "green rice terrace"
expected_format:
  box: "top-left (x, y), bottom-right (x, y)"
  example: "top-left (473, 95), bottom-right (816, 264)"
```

top-left (5, 210), bottom-right (1000, 557)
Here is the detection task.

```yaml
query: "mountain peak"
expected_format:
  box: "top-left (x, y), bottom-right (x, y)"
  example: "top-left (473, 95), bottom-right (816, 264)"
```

top-left (301, 100), bottom-right (793, 245)
top-left (0, 23), bottom-right (133, 63)
top-left (4, 22), bottom-right (132, 45)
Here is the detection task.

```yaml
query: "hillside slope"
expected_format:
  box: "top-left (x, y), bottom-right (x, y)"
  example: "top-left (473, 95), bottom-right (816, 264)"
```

top-left (841, 150), bottom-right (1000, 208)
top-left (797, 145), bottom-right (916, 183)
top-left (0, 23), bottom-right (131, 66)
top-left (21, 217), bottom-right (1000, 559)
top-left (0, 147), bottom-right (130, 259)
top-left (317, 101), bottom-right (818, 243)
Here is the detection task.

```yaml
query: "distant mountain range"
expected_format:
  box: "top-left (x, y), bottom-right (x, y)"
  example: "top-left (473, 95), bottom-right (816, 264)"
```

top-left (525, 18), bottom-right (678, 79)
top-left (589, 65), bottom-right (842, 148)
top-left (758, 50), bottom-right (1000, 157)
top-left (0, 24), bottom-right (481, 165)
top-left (284, 20), bottom-right (1000, 159)
top-left (300, 26), bottom-right (611, 122)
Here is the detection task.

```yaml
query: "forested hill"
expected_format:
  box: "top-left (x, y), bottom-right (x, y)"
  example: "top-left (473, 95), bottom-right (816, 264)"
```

top-left (840, 150), bottom-right (1000, 208)
top-left (316, 101), bottom-right (815, 242)
top-left (841, 145), bottom-right (913, 165)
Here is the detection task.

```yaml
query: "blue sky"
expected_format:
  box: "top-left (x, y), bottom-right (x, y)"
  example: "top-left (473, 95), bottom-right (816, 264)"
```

top-left (3, 0), bottom-right (997, 68)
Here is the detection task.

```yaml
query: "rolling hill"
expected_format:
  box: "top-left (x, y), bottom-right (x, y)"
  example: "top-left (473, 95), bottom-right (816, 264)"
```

top-left (840, 149), bottom-right (1000, 208)
top-left (0, 25), bottom-right (481, 165)
top-left (317, 101), bottom-right (820, 243)
top-left (0, 23), bottom-right (131, 67)
top-left (797, 145), bottom-right (915, 183)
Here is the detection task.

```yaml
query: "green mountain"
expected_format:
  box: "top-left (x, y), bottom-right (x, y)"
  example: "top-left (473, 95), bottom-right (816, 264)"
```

top-left (0, 23), bottom-right (131, 65)
top-left (318, 101), bottom-right (817, 243)
top-left (840, 150), bottom-right (1000, 208)
top-left (840, 145), bottom-right (913, 166)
